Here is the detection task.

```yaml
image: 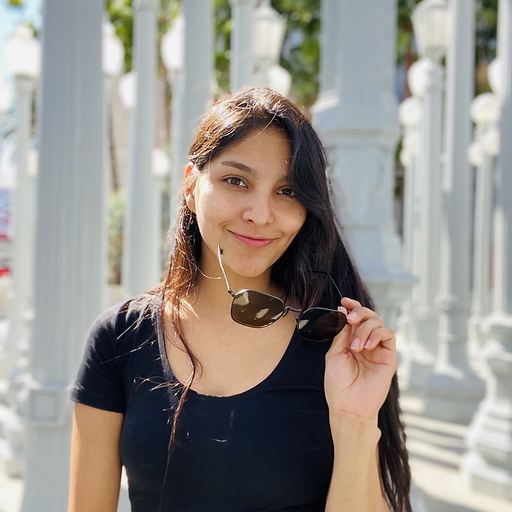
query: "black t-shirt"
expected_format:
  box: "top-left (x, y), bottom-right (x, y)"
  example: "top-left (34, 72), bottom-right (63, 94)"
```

top-left (70, 294), bottom-right (335, 512)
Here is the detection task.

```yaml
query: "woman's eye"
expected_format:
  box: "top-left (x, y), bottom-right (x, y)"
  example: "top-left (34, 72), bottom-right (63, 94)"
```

top-left (224, 176), bottom-right (247, 188)
top-left (278, 188), bottom-right (295, 197)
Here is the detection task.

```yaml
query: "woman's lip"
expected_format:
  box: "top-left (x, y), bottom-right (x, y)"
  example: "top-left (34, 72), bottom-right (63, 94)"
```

top-left (231, 232), bottom-right (275, 248)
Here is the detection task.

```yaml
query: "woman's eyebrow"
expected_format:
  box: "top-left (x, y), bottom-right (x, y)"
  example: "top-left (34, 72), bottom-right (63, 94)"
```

top-left (219, 160), bottom-right (289, 184)
top-left (219, 160), bottom-right (257, 177)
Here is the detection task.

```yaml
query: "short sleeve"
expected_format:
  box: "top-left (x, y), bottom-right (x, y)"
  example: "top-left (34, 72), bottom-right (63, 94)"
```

top-left (69, 306), bottom-right (127, 414)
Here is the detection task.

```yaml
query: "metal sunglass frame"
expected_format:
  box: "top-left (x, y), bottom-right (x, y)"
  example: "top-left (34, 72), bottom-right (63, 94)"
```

top-left (217, 246), bottom-right (347, 342)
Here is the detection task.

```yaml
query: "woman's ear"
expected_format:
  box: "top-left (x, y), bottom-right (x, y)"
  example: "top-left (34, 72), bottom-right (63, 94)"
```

top-left (184, 162), bottom-right (197, 213)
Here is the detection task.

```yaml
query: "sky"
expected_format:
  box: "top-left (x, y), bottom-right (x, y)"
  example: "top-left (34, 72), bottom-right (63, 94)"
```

top-left (0, 0), bottom-right (43, 83)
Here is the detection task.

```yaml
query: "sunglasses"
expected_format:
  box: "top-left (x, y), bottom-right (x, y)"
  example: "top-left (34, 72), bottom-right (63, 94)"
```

top-left (217, 246), bottom-right (348, 342)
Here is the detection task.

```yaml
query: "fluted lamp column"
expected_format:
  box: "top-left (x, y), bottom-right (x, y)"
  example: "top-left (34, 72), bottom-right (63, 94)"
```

top-left (462, 0), bottom-right (512, 495)
top-left (168, 0), bottom-right (214, 224)
top-left (423, 0), bottom-right (485, 423)
top-left (20, 1), bottom-right (104, 509)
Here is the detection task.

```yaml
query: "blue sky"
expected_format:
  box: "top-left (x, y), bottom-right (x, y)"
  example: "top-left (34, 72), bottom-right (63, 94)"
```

top-left (0, 0), bottom-right (43, 82)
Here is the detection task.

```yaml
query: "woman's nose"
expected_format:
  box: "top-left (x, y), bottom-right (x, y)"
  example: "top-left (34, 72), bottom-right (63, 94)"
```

top-left (242, 192), bottom-right (274, 225)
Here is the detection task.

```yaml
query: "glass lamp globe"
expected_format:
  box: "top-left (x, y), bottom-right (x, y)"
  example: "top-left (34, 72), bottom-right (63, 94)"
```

top-left (487, 58), bottom-right (501, 96)
top-left (152, 148), bottom-right (170, 178)
top-left (5, 23), bottom-right (41, 79)
top-left (118, 71), bottom-right (137, 110)
top-left (470, 93), bottom-right (499, 126)
top-left (467, 140), bottom-right (484, 168)
top-left (0, 79), bottom-right (13, 114)
top-left (399, 97), bottom-right (420, 128)
top-left (267, 64), bottom-right (291, 97)
top-left (482, 128), bottom-right (500, 157)
top-left (103, 21), bottom-right (125, 78)
top-left (253, 0), bottom-right (286, 65)
top-left (408, 57), bottom-right (432, 98)
top-left (161, 15), bottom-right (184, 73)
top-left (412, 0), bottom-right (449, 61)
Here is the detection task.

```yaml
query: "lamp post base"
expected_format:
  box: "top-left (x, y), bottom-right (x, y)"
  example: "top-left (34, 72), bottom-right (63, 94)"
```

top-left (462, 451), bottom-right (512, 501)
top-left (424, 369), bottom-right (485, 424)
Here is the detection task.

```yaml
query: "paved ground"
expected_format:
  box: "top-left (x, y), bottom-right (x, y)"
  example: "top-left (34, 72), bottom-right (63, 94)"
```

top-left (1, 391), bottom-right (511, 512)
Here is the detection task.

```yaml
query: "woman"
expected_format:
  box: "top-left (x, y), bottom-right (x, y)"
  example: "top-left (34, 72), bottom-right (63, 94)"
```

top-left (69, 88), bottom-right (411, 512)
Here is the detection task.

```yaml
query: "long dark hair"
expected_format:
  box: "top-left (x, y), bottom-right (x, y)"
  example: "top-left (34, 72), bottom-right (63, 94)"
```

top-left (161, 87), bottom-right (411, 512)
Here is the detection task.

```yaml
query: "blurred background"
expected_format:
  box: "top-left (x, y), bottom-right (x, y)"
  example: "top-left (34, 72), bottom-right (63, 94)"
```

top-left (0, 1), bottom-right (511, 511)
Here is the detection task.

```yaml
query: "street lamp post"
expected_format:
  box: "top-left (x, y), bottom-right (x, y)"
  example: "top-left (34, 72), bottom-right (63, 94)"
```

top-left (253, 0), bottom-right (291, 96)
top-left (1, 23), bottom-right (40, 396)
top-left (423, 0), bottom-right (485, 423)
top-left (166, 0), bottom-right (214, 226)
top-left (20, 0), bottom-right (104, 508)
top-left (161, 14), bottom-right (185, 228)
top-left (229, 0), bottom-right (257, 91)
top-left (467, 91), bottom-right (500, 354)
top-left (122, 0), bottom-right (161, 298)
top-left (396, 94), bottom-right (420, 380)
top-left (462, 0), bottom-right (512, 494)
top-left (406, 0), bottom-right (448, 390)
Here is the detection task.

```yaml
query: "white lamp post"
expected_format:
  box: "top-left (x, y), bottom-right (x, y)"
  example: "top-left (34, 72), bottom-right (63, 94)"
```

top-left (423, 0), bottom-right (485, 423)
top-left (253, 0), bottom-right (288, 90)
top-left (118, 71), bottom-right (137, 111)
top-left (463, 0), bottom-right (512, 490)
top-left (122, 0), bottom-right (161, 298)
top-left (1, 24), bottom-right (41, 402)
top-left (164, 1), bottom-right (214, 226)
top-left (396, 94), bottom-right (420, 376)
top-left (467, 92), bottom-right (500, 356)
top-left (229, 0), bottom-right (258, 91)
top-left (161, 14), bottom-right (185, 228)
top-left (20, 2), bottom-right (105, 508)
top-left (405, 0), bottom-right (448, 390)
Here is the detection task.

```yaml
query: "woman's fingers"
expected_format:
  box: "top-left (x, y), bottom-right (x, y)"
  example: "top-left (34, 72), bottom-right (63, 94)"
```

top-left (339, 297), bottom-right (395, 354)
top-left (348, 316), bottom-right (383, 351)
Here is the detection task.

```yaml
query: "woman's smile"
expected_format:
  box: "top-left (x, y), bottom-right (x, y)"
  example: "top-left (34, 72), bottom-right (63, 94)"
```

top-left (230, 231), bottom-right (277, 249)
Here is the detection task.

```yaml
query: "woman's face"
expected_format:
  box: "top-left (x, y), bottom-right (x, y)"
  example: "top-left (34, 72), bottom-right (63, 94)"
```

top-left (185, 127), bottom-right (307, 281)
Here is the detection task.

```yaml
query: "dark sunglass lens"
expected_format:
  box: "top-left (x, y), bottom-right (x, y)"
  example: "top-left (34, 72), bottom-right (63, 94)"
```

top-left (297, 309), bottom-right (347, 342)
top-left (231, 291), bottom-right (285, 328)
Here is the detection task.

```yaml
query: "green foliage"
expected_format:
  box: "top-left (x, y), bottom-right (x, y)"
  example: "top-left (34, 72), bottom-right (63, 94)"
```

top-left (214, 0), bottom-right (232, 95)
top-left (106, 0), bottom-right (134, 72)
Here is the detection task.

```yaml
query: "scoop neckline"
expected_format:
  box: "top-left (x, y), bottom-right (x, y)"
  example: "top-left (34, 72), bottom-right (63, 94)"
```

top-left (152, 293), bottom-right (299, 402)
